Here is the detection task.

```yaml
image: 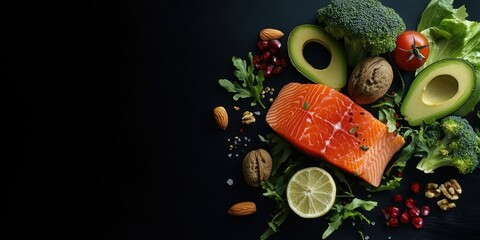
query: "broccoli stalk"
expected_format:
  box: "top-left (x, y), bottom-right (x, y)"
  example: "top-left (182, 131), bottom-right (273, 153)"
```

top-left (316, 0), bottom-right (406, 66)
top-left (416, 116), bottom-right (479, 174)
top-left (343, 37), bottom-right (368, 70)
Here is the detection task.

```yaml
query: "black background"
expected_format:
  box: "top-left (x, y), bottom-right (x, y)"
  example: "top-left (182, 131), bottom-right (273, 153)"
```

top-left (5, 0), bottom-right (480, 239)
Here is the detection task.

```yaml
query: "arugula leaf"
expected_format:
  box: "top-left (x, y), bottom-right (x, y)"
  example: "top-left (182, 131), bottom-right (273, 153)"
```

top-left (378, 108), bottom-right (398, 133)
top-left (259, 205), bottom-right (290, 240)
top-left (322, 198), bottom-right (377, 239)
top-left (218, 52), bottom-right (266, 108)
top-left (259, 153), bottom-right (308, 240)
top-left (384, 128), bottom-right (417, 176)
top-left (259, 133), bottom-right (293, 176)
top-left (364, 176), bottom-right (402, 192)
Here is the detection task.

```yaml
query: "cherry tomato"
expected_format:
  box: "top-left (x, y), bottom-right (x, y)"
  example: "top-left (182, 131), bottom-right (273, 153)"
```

top-left (392, 31), bottom-right (430, 71)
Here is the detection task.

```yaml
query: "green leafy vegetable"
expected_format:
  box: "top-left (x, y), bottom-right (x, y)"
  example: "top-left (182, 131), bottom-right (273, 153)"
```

top-left (378, 108), bottom-right (397, 133)
top-left (416, 0), bottom-right (480, 70)
top-left (385, 128), bottom-right (418, 176)
top-left (322, 198), bottom-right (377, 239)
top-left (259, 133), bottom-right (293, 175)
top-left (219, 52), bottom-right (266, 108)
top-left (364, 176), bottom-right (402, 192)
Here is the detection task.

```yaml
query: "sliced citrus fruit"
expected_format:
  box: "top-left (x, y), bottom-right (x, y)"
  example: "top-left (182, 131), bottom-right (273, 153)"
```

top-left (286, 166), bottom-right (336, 218)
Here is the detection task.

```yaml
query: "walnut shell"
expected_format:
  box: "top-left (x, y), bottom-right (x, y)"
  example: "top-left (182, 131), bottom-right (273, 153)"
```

top-left (242, 148), bottom-right (272, 187)
top-left (348, 56), bottom-right (394, 105)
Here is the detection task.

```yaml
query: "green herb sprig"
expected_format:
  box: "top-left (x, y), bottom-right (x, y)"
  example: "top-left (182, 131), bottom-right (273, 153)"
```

top-left (219, 52), bottom-right (266, 108)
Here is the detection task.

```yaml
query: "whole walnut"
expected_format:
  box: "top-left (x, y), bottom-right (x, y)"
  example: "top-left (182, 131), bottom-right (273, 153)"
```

top-left (348, 56), bottom-right (394, 105)
top-left (242, 148), bottom-right (272, 187)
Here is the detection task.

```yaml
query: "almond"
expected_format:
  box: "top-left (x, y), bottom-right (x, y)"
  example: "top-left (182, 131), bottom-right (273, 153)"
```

top-left (259, 28), bottom-right (284, 41)
top-left (213, 106), bottom-right (228, 130)
top-left (228, 201), bottom-right (257, 216)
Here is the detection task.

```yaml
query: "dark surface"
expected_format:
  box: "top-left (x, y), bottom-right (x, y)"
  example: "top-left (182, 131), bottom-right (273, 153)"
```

top-left (5, 0), bottom-right (480, 239)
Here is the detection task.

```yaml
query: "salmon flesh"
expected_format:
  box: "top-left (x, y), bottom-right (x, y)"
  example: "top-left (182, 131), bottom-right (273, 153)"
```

top-left (266, 82), bottom-right (405, 187)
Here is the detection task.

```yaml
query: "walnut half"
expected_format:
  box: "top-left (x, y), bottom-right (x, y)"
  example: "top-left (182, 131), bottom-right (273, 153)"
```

top-left (425, 183), bottom-right (441, 198)
top-left (439, 179), bottom-right (462, 200)
top-left (437, 198), bottom-right (456, 211)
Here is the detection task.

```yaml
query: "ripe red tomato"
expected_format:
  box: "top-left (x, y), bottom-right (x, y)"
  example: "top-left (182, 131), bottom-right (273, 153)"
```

top-left (392, 31), bottom-right (430, 71)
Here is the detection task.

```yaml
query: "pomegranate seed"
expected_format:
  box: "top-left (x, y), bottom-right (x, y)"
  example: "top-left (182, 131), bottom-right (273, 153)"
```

top-left (405, 198), bottom-right (416, 208)
top-left (400, 211), bottom-right (410, 224)
top-left (268, 39), bottom-right (282, 53)
top-left (382, 206), bottom-right (392, 219)
top-left (253, 54), bottom-right (262, 65)
top-left (410, 182), bottom-right (420, 194)
top-left (421, 206), bottom-right (430, 216)
top-left (386, 217), bottom-right (399, 227)
top-left (279, 56), bottom-right (290, 67)
top-left (409, 207), bottom-right (421, 217)
top-left (255, 62), bottom-right (266, 70)
top-left (390, 206), bottom-right (400, 218)
top-left (411, 216), bottom-right (424, 228)
top-left (257, 40), bottom-right (269, 51)
top-left (263, 65), bottom-right (274, 78)
top-left (392, 193), bottom-right (403, 203)
top-left (271, 55), bottom-right (281, 66)
top-left (271, 66), bottom-right (283, 75)
top-left (262, 51), bottom-right (271, 61)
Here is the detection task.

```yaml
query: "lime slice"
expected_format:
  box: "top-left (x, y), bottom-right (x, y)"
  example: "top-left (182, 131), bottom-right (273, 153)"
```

top-left (286, 167), bottom-right (336, 218)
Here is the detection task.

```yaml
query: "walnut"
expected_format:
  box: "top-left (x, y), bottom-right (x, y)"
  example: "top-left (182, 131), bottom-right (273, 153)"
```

top-left (439, 179), bottom-right (462, 200)
top-left (242, 148), bottom-right (272, 187)
top-left (347, 56), bottom-right (394, 105)
top-left (241, 111), bottom-right (256, 124)
top-left (437, 198), bottom-right (456, 211)
top-left (424, 183), bottom-right (441, 198)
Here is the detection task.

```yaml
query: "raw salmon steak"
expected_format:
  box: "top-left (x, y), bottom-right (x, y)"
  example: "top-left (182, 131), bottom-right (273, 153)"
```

top-left (266, 82), bottom-right (405, 187)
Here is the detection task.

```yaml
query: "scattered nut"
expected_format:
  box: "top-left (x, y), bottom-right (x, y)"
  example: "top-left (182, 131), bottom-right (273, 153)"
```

top-left (347, 56), bottom-right (394, 105)
top-left (437, 198), bottom-right (456, 211)
top-left (259, 28), bottom-right (284, 40)
top-left (228, 201), bottom-right (257, 216)
top-left (242, 148), bottom-right (272, 187)
top-left (213, 106), bottom-right (228, 130)
top-left (439, 180), bottom-right (461, 200)
top-left (241, 111), bottom-right (256, 124)
top-left (445, 178), bottom-right (462, 194)
top-left (424, 183), bottom-right (441, 198)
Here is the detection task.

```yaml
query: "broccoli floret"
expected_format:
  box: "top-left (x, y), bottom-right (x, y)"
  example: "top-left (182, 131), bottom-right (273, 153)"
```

top-left (416, 116), bottom-right (479, 174)
top-left (316, 0), bottom-right (406, 66)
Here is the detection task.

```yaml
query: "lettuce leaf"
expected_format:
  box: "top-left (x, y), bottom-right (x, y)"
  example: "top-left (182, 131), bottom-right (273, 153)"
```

top-left (416, 0), bottom-right (480, 72)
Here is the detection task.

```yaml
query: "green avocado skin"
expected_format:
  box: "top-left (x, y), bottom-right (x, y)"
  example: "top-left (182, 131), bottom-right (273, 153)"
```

top-left (453, 70), bottom-right (480, 116)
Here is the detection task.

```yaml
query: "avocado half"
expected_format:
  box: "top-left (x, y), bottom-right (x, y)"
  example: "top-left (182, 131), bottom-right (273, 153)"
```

top-left (287, 24), bottom-right (347, 90)
top-left (400, 58), bottom-right (477, 126)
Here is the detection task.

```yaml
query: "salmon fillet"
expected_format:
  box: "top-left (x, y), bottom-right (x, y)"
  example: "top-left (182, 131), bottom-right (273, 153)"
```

top-left (266, 82), bottom-right (405, 187)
